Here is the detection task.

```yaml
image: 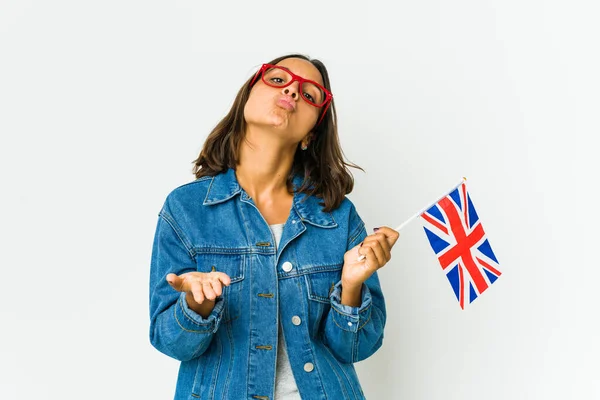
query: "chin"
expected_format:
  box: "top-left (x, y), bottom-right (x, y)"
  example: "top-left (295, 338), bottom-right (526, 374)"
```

top-left (247, 107), bottom-right (298, 130)
top-left (264, 110), bottom-right (290, 129)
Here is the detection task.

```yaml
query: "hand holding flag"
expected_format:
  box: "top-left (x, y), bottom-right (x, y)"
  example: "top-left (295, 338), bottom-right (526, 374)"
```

top-left (357, 177), bottom-right (502, 309)
top-left (343, 226), bottom-right (400, 290)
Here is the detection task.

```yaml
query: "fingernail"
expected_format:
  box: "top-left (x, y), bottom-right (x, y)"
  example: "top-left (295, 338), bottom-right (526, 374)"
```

top-left (373, 227), bottom-right (380, 232)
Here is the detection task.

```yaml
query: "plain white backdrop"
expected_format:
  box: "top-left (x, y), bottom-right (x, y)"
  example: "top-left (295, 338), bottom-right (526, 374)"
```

top-left (1, 1), bottom-right (598, 399)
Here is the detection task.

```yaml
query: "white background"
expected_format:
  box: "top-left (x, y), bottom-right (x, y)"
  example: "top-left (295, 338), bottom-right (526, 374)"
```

top-left (1, 1), bottom-right (598, 399)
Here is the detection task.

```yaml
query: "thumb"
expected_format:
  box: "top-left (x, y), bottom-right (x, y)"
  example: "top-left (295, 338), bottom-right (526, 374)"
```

top-left (355, 240), bottom-right (364, 256)
top-left (166, 273), bottom-right (183, 291)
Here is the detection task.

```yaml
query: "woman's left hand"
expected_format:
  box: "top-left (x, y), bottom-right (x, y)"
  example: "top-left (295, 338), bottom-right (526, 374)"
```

top-left (341, 226), bottom-right (400, 289)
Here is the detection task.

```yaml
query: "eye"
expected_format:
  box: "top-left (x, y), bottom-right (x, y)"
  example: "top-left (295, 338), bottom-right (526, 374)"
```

top-left (303, 92), bottom-right (315, 102)
top-left (270, 77), bottom-right (284, 84)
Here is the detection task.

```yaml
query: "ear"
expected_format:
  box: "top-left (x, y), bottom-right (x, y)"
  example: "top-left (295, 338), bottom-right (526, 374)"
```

top-left (304, 132), bottom-right (314, 146)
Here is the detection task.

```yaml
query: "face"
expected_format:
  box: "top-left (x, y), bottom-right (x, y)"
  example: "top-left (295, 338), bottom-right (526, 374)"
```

top-left (243, 58), bottom-right (325, 142)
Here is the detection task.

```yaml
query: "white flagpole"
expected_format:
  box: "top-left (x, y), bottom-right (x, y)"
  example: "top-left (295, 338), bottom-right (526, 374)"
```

top-left (356, 177), bottom-right (467, 262)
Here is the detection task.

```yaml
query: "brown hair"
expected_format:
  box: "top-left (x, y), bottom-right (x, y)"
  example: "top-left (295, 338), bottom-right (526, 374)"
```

top-left (191, 53), bottom-right (364, 212)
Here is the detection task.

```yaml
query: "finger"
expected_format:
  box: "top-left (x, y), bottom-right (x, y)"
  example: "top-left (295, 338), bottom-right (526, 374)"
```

top-left (214, 272), bottom-right (231, 287)
top-left (357, 240), bottom-right (369, 260)
top-left (377, 226), bottom-right (400, 246)
top-left (211, 278), bottom-right (224, 297)
top-left (368, 238), bottom-right (388, 266)
top-left (202, 280), bottom-right (217, 301)
top-left (362, 232), bottom-right (390, 258)
top-left (362, 239), bottom-right (386, 268)
top-left (190, 280), bottom-right (205, 304)
top-left (375, 231), bottom-right (392, 261)
top-left (363, 245), bottom-right (379, 272)
top-left (166, 273), bottom-right (184, 291)
top-left (357, 237), bottom-right (377, 260)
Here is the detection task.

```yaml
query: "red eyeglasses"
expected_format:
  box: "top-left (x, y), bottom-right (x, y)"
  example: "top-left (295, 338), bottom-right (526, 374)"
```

top-left (250, 63), bottom-right (333, 125)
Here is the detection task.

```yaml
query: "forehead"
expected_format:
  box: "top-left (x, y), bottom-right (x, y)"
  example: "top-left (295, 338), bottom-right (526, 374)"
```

top-left (275, 58), bottom-right (324, 86)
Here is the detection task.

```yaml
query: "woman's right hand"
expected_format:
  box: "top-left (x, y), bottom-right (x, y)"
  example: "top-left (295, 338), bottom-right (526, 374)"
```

top-left (166, 271), bottom-right (231, 304)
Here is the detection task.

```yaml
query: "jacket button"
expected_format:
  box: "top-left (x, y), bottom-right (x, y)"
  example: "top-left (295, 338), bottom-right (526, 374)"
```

top-left (282, 261), bottom-right (293, 272)
top-left (304, 362), bottom-right (314, 372)
top-left (291, 316), bottom-right (301, 325)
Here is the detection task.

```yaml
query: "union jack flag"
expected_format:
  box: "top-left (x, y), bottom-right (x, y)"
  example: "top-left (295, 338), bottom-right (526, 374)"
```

top-left (420, 182), bottom-right (501, 309)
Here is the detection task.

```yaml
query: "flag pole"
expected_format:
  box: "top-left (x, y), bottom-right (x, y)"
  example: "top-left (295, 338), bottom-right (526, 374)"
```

top-left (356, 177), bottom-right (467, 262)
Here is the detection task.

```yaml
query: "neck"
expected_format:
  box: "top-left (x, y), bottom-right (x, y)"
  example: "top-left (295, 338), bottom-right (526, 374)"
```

top-left (235, 126), bottom-right (297, 200)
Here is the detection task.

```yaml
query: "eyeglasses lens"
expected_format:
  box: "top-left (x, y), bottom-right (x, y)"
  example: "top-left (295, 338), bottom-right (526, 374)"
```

top-left (262, 66), bottom-right (326, 106)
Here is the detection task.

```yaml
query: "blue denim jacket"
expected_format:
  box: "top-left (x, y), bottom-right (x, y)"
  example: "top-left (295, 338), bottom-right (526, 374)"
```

top-left (149, 168), bottom-right (386, 399)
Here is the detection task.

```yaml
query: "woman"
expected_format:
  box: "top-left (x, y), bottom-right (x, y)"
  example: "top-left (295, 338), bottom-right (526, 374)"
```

top-left (149, 53), bottom-right (400, 399)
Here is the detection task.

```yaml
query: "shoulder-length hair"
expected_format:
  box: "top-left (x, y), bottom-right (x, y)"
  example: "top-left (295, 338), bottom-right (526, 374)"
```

top-left (192, 53), bottom-right (364, 213)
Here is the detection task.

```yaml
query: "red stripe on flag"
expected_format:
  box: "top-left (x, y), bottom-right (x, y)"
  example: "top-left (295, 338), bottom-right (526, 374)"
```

top-left (462, 249), bottom-right (489, 294)
top-left (421, 213), bottom-right (448, 235)
top-left (437, 198), bottom-right (489, 292)
top-left (476, 257), bottom-right (502, 277)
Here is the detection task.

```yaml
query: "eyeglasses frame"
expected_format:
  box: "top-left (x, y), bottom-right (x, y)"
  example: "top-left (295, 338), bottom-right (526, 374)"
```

top-left (249, 63), bottom-right (333, 126)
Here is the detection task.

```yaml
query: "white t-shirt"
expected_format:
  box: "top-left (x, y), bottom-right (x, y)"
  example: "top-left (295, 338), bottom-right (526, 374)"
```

top-left (269, 223), bottom-right (302, 400)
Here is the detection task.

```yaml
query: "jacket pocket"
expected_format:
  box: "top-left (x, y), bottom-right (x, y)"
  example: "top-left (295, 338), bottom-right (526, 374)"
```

top-left (191, 334), bottom-right (222, 399)
top-left (196, 252), bottom-right (247, 324)
top-left (303, 264), bottom-right (343, 335)
top-left (304, 264), bottom-right (343, 304)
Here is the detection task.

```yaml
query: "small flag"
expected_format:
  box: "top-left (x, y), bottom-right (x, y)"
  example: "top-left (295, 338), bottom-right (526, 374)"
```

top-left (421, 181), bottom-right (501, 309)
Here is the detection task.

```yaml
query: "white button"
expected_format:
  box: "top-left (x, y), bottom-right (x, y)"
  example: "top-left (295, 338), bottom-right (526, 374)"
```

top-left (348, 322), bottom-right (353, 327)
top-left (292, 316), bottom-right (301, 325)
top-left (282, 261), bottom-right (293, 272)
top-left (292, 220), bottom-right (296, 224)
top-left (304, 362), bottom-right (314, 372)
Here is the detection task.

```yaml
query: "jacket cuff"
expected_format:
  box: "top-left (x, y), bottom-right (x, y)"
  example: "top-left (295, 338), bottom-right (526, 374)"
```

top-left (175, 291), bottom-right (225, 334)
top-left (329, 280), bottom-right (373, 333)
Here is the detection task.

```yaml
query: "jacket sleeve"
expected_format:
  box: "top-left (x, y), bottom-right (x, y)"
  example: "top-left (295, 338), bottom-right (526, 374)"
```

top-left (148, 206), bottom-right (225, 362)
top-left (321, 205), bottom-right (387, 364)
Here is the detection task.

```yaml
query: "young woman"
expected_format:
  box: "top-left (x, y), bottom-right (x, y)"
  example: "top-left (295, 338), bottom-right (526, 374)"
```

top-left (149, 53), bottom-right (400, 399)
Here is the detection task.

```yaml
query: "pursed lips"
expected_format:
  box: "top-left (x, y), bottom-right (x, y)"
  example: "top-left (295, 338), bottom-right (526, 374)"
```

top-left (276, 95), bottom-right (296, 111)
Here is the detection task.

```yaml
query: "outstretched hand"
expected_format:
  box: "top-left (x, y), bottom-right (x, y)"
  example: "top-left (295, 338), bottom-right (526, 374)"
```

top-left (166, 271), bottom-right (231, 304)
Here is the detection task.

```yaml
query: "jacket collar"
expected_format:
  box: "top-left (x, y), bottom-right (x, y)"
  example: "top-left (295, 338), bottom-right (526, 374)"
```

top-left (203, 168), bottom-right (337, 228)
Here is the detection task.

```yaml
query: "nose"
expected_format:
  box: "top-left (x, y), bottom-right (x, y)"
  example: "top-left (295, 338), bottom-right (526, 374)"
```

top-left (282, 81), bottom-right (300, 100)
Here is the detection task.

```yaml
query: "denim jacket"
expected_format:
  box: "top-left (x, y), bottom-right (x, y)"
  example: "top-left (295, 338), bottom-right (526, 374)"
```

top-left (149, 168), bottom-right (386, 399)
